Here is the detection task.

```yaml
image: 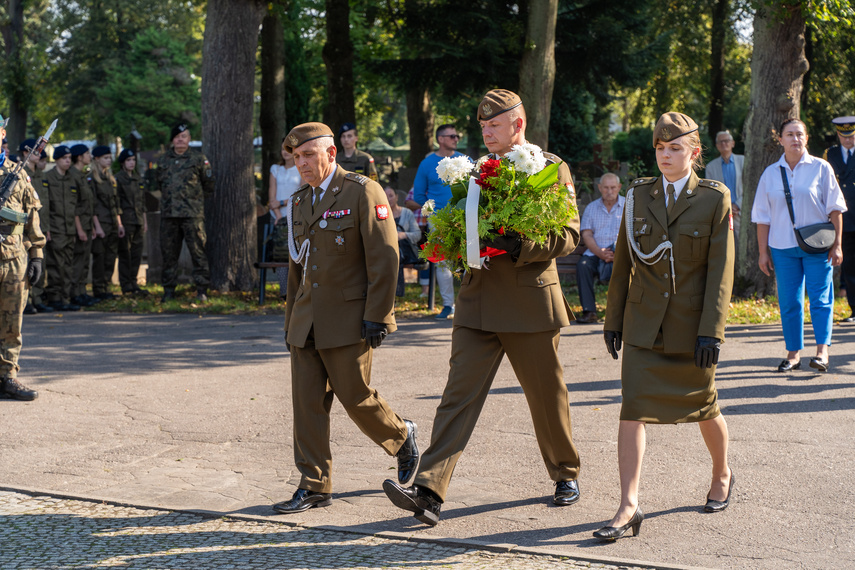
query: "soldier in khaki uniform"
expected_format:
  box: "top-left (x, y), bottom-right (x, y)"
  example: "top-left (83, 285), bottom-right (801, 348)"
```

top-left (336, 123), bottom-right (378, 181)
top-left (272, 123), bottom-right (418, 515)
top-left (70, 144), bottom-right (102, 307)
top-left (383, 90), bottom-right (583, 526)
top-left (115, 149), bottom-right (147, 295)
top-left (595, 113), bottom-right (735, 541)
top-left (43, 146), bottom-right (81, 311)
top-left (149, 124), bottom-right (214, 302)
top-left (21, 140), bottom-right (52, 314)
top-left (89, 146), bottom-right (125, 299)
top-left (0, 116), bottom-right (47, 400)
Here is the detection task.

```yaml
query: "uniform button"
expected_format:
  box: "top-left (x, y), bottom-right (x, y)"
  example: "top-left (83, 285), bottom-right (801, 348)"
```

top-left (311, 265), bottom-right (317, 270)
top-left (663, 292), bottom-right (669, 298)
top-left (662, 234), bottom-right (667, 240)
top-left (336, 225), bottom-right (341, 230)
top-left (663, 273), bottom-right (669, 279)
top-left (312, 247), bottom-right (317, 252)
top-left (312, 283), bottom-right (318, 288)
top-left (693, 230), bottom-right (699, 236)
top-left (538, 279), bottom-right (544, 285)
top-left (310, 230), bottom-right (315, 235)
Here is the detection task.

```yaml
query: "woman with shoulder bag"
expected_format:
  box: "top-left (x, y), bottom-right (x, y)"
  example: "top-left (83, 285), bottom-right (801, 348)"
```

top-left (385, 186), bottom-right (421, 297)
top-left (752, 118), bottom-right (846, 373)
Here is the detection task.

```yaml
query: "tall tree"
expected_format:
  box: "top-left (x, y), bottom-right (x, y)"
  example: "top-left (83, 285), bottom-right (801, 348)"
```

top-left (708, 0), bottom-right (729, 137)
top-left (737, 1), bottom-right (808, 296)
top-left (518, 0), bottom-right (558, 149)
top-left (322, 0), bottom-right (355, 138)
top-left (201, 0), bottom-right (265, 291)
top-left (259, 7), bottom-right (286, 198)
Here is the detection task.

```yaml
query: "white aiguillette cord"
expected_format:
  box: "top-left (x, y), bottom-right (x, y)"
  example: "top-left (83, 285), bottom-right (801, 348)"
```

top-left (287, 194), bottom-right (311, 284)
top-left (625, 187), bottom-right (676, 294)
top-left (465, 176), bottom-right (485, 269)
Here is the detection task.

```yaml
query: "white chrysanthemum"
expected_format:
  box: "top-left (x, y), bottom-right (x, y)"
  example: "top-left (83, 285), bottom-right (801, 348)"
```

top-left (436, 156), bottom-right (474, 185)
top-left (421, 199), bottom-right (436, 215)
top-left (507, 143), bottom-right (547, 176)
top-left (474, 156), bottom-right (489, 170)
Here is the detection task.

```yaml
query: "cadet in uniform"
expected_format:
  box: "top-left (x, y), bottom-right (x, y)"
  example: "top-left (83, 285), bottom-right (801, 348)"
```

top-left (824, 116), bottom-right (855, 322)
top-left (115, 149), bottom-right (147, 295)
top-left (89, 146), bottom-right (124, 299)
top-left (43, 146), bottom-right (81, 311)
top-left (273, 122), bottom-right (418, 515)
top-left (149, 123), bottom-right (213, 302)
top-left (21, 139), bottom-right (52, 314)
top-left (596, 113), bottom-right (735, 541)
top-left (70, 144), bottom-right (101, 307)
top-left (383, 89), bottom-right (583, 526)
top-left (0, 115), bottom-right (47, 400)
top-left (336, 123), bottom-right (378, 181)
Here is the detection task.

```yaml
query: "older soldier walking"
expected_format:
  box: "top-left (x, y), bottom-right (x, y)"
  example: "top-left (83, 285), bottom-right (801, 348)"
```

top-left (272, 123), bottom-right (418, 514)
top-left (0, 115), bottom-right (47, 400)
top-left (149, 124), bottom-right (214, 302)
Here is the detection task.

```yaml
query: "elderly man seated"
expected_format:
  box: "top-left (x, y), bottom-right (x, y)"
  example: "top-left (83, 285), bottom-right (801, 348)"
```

top-left (575, 173), bottom-right (624, 324)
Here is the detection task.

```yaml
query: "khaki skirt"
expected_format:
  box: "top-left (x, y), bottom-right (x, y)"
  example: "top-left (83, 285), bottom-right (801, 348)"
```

top-left (620, 331), bottom-right (721, 424)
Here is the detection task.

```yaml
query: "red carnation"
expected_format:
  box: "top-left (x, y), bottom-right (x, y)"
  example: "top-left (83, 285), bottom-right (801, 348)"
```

top-left (476, 158), bottom-right (501, 189)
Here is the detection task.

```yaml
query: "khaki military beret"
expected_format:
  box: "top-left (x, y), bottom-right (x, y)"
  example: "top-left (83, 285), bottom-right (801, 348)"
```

top-left (652, 112), bottom-right (699, 147)
top-left (477, 89), bottom-right (523, 121)
top-left (284, 122), bottom-right (335, 153)
top-left (832, 116), bottom-right (855, 136)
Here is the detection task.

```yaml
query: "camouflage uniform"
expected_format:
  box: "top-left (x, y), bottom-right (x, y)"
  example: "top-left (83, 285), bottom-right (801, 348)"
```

top-left (0, 156), bottom-right (46, 382)
top-left (70, 166), bottom-right (95, 300)
top-left (90, 172), bottom-right (122, 296)
top-left (149, 148), bottom-right (214, 289)
top-left (43, 168), bottom-right (78, 305)
top-left (116, 169), bottom-right (146, 293)
top-left (24, 165), bottom-right (48, 308)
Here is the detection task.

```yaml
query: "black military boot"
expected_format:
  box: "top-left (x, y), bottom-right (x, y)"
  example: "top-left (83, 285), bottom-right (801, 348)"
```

top-left (2, 377), bottom-right (38, 401)
top-left (196, 288), bottom-right (208, 302)
top-left (161, 288), bottom-right (176, 302)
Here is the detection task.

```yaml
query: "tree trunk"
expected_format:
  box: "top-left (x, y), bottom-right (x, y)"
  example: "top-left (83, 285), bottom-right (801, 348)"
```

top-left (708, 0), bottom-right (728, 138)
top-left (201, 0), bottom-right (265, 291)
top-left (405, 86), bottom-right (433, 168)
top-left (517, 0), bottom-right (558, 150)
top-left (259, 10), bottom-right (286, 201)
top-left (1, 0), bottom-right (27, 148)
top-left (322, 0), bottom-right (355, 139)
top-left (737, 2), bottom-right (808, 297)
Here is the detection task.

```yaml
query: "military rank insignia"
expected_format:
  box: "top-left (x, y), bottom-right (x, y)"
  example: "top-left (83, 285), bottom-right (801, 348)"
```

top-left (327, 209), bottom-right (350, 218)
top-left (376, 205), bottom-right (389, 220)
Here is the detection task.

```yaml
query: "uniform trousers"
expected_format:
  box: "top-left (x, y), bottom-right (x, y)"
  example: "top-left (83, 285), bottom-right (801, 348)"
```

top-left (71, 237), bottom-right (93, 298)
top-left (290, 334), bottom-right (408, 493)
top-left (414, 326), bottom-right (580, 501)
top-left (91, 229), bottom-right (119, 295)
top-left (0, 255), bottom-right (28, 378)
top-left (841, 231), bottom-right (855, 312)
top-left (160, 217), bottom-right (210, 289)
top-left (118, 223), bottom-right (145, 292)
top-left (770, 246), bottom-right (833, 350)
top-left (45, 233), bottom-right (75, 303)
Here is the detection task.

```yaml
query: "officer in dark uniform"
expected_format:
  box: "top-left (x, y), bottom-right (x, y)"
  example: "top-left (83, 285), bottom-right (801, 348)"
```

top-left (824, 116), bottom-right (855, 322)
top-left (272, 122), bottom-right (418, 515)
top-left (382, 89), bottom-right (583, 526)
top-left (336, 123), bottom-right (378, 181)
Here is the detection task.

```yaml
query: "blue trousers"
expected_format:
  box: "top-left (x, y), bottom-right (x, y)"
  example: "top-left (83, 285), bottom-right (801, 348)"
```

top-left (576, 254), bottom-right (613, 313)
top-left (770, 247), bottom-right (833, 350)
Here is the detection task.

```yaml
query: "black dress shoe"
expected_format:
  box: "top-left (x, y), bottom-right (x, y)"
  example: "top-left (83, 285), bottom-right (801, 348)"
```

top-left (554, 479), bottom-right (580, 506)
top-left (2, 377), bottom-right (38, 401)
top-left (809, 357), bottom-right (829, 372)
top-left (23, 304), bottom-right (37, 315)
top-left (704, 470), bottom-right (734, 513)
top-left (33, 303), bottom-right (54, 313)
top-left (396, 419), bottom-right (419, 484)
top-left (573, 311), bottom-right (599, 324)
top-left (382, 480), bottom-right (441, 526)
top-left (593, 508), bottom-right (644, 541)
top-left (776, 359), bottom-right (800, 372)
top-left (272, 488), bottom-right (332, 514)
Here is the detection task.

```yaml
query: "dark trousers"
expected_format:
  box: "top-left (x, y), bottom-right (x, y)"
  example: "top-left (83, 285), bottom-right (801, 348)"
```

top-left (45, 232), bottom-right (75, 304)
top-left (118, 223), bottom-right (144, 292)
top-left (841, 231), bottom-right (855, 313)
top-left (160, 217), bottom-right (210, 289)
top-left (71, 235), bottom-right (92, 298)
top-left (91, 229), bottom-right (119, 296)
top-left (576, 254), bottom-right (613, 313)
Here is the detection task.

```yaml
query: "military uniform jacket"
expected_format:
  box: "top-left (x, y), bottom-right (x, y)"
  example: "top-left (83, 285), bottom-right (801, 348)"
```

top-left (824, 145), bottom-right (855, 232)
top-left (90, 173), bottom-right (122, 233)
top-left (151, 148), bottom-right (214, 218)
top-left (284, 167), bottom-right (398, 350)
top-left (0, 157), bottom-right (46, 261)
top-left (71, 167), bottom-right (96, 231)
top-left (455, 153), bottom-right (579, 333)
top-left (604, 172), bottom-right (734, 353)
top-left (116, 169), bottom-right (146, 226)
top-left (42, 168), bottom-right (79, 235)
top-left (336, 149), bottom-right (378, 181)
top-left (25, 165), bottom-right (49, 234)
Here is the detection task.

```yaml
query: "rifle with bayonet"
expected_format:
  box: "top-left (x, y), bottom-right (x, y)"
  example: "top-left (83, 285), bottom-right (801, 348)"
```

top-left (0, 119), bottom-right (58, 222)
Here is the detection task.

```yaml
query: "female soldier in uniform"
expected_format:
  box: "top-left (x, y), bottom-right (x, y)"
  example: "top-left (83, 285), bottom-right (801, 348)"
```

top-left (598, 112), bottom-right (735, 540)
top-left (89, 146), bottom-right (124, 299)
top-left (115, 149), bottom-right (147, 295)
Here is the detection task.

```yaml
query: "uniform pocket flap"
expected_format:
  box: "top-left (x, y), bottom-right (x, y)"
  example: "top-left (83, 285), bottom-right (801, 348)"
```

top-left (292, 221), bottom-right (306, 236)
top-left (516, 271), bottom-right (557, 288)
top-left (326, 218), bottom-right (355, 231)
top-left (679, 224), bottom-right (711, 237)
top-left (342, 284), bottom-right (367, 301)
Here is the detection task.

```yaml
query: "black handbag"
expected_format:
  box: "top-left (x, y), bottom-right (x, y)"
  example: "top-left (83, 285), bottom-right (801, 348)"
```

top-left (779, 166), bottom-right (835, 254)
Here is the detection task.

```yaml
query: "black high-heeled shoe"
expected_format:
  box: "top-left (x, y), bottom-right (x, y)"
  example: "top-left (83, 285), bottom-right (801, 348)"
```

top-left (704, 469), bottom-right (734, 513)
top-left (593, 508), bottom-right (644, 541)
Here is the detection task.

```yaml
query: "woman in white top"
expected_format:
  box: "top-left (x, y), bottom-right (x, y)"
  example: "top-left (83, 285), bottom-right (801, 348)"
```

top-left (267, 138), bottom-right (304, 298)
top-left (752, 119), bottom-right (847, 372)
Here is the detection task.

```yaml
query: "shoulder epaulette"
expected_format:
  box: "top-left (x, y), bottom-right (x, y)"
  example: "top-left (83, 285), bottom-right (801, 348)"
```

top-left (542, 151), bottom-right (565, 167)
top-left (345, 172), bottom-right (369, 185)
top-left (630, 177), bottom-right (657, 187)
top-left (697, 178), bottom-right (726, 193)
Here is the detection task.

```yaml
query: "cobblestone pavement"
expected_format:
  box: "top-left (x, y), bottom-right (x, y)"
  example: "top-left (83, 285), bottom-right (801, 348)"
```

top-left (0, 491), bottom-right (647, 570)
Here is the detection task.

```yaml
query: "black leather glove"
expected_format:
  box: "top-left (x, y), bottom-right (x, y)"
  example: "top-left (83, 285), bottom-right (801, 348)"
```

top-left (26, 258), bottom-right (42, 286)
top-left (361, 320), bottom-right (388, 349)
top-left (694, 336), bottom-right (721, 369)
top-left (604, 330), bottom-right (622, 360)
top-left (284, 331), bottom-right (290, 352)
top-left (482, 230), bottom-right (522, 258)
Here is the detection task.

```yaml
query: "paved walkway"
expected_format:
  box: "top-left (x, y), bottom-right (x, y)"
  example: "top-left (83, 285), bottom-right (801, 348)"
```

top-left (2, 312), bottom-right (855, 569)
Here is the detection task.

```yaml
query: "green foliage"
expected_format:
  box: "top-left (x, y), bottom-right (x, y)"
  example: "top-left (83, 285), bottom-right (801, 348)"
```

top-left (612, 128), bottom-right (656, 174)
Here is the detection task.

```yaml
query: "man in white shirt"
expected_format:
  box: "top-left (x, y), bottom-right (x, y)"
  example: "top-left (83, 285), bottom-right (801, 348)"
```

top-left (705, 131), bottom-right (744, 240)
